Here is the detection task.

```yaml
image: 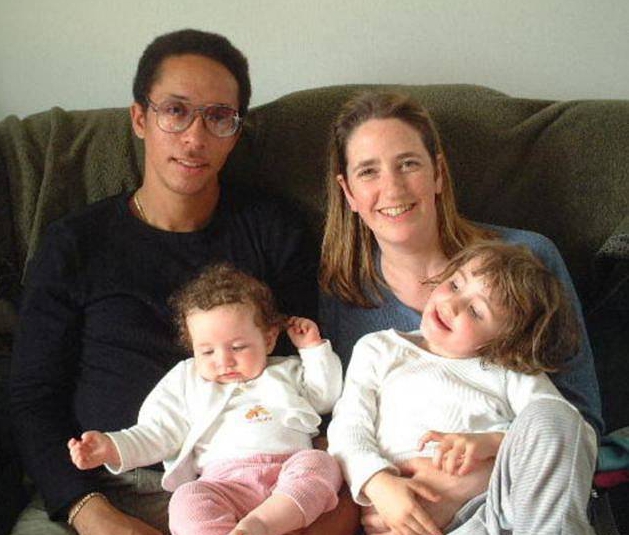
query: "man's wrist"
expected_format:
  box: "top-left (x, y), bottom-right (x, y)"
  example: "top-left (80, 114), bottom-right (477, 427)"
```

top-left (67, 492), bottom-right (108, 526)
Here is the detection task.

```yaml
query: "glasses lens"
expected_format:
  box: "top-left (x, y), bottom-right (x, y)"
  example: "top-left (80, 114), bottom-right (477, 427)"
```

top-left (204, 106), bottom-right (240, 137)
top-left (156, 101), bottom-right (193, 132)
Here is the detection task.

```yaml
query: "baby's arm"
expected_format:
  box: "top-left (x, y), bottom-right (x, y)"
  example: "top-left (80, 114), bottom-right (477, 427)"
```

top-left (286, 316), bottom-right (324, 349)
top-left (418, 431), bottom-right (504, 476)
top-left (68, 431), bottom-right (121, 470)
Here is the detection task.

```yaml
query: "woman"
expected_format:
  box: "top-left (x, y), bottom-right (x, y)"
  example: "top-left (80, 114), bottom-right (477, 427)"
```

top-left (319, 91), bottom-right (601, 534)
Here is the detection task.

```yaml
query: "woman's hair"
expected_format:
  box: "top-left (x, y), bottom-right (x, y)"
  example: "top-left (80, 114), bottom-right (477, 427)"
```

top-left (438, 241), bottom-right (580, 374)
top-left (319, 91), bottom-right (494, 307)
top-left (170, 263), bottom-right (285, 351)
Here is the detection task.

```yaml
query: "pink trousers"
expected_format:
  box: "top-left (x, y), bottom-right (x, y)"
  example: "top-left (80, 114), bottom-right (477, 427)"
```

top-left (169, 450), bottom-right (342, 535)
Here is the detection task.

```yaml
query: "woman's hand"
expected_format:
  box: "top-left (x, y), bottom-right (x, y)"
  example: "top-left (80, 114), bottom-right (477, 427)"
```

top-left (362, 471), bottom-right (442, 535)
top-left (418, 431), bottom-right (504, 476)
top-left (72, 494), bottom-right (163, 535)
top-left (68, 431), bottom-right (120, 470)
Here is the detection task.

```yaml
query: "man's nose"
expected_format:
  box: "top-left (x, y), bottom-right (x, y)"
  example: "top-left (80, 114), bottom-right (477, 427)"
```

top-left (180, 114), bottom-right (207, 146)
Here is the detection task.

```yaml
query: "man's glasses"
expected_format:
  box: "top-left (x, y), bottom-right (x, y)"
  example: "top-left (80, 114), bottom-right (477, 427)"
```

top-left (146, 98), bottom-right (242, 137)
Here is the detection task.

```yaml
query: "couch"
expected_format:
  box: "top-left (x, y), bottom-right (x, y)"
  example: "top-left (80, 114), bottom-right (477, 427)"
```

top-left (1, 84), bottom-right (627, 533)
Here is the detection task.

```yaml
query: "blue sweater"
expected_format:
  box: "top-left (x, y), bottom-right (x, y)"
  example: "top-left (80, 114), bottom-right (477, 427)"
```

top-left (320, 226), bottom-right (603, 436)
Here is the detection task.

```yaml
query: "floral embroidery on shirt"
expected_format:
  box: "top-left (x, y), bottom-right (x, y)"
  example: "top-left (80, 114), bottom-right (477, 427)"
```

top-left (245, 404), bottom-right (272, 423)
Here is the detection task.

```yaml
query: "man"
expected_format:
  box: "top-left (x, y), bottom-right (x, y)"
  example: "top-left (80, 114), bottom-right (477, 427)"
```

top-left (10, 29), bottom-right (320, 535)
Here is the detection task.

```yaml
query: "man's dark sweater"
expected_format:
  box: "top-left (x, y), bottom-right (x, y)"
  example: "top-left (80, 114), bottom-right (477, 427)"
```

top-left (10, 184), bottom-right (318, 520)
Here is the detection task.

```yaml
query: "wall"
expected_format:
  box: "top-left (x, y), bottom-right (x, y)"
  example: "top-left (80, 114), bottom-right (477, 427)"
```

top-left (1, 0), bottom-right (628, 119)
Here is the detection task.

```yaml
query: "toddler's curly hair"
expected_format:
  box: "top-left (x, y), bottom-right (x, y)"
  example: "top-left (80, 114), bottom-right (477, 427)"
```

top-left (170, 263), bottom-right (285, 352)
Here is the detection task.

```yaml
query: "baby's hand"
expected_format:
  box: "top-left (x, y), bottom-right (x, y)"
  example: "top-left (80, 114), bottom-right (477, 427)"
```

top-left (418, 431), bottom-right (504, 476)
top-left (68, 431), bottom-right (120, 470)
top-left (286, 316), bottom-right (323, 349)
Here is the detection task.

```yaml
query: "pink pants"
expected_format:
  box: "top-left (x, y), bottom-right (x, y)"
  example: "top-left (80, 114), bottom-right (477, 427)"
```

top-left (169, 450), bottom-right (342, 535)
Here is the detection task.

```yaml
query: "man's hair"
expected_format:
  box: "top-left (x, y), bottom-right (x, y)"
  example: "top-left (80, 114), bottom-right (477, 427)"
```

top-left (439, 241), bottom-right (580, 374)
top-left (133, 28), bottom-right (251, 116)
top-left (170, 264), bottom-right (285, 351)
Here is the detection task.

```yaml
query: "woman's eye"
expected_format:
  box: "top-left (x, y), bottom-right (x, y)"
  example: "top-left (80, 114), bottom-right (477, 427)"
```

top-left (469, 306), bottom-right (482, 320)
top-left (400, 159), bottom-right (420, 171)
top-left (449, 280), bottom-right (459, 291)
top-left (357, 167), bottom-right (377, 180)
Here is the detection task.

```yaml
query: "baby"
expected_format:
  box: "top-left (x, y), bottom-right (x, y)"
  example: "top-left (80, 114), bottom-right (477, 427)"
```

top-left (328, 241), bottom-right (597, 535)
top-left (69, 263), bottom-right (343, 535)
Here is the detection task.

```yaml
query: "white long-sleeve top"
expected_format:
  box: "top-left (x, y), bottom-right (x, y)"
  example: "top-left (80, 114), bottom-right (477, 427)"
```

top-left (327, 329), bottom-right (580, 505)
top-left (106, 341), bottom-right (342, 491)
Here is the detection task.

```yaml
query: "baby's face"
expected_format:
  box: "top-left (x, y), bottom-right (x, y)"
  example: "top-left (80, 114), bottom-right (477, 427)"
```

top-left (186, 303), bottom-right (277, 383)
top-left (420, 257), bottom-right (506, 359)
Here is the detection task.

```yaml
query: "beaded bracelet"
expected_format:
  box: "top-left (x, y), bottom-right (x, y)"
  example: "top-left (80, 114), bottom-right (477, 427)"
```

top-left (67, 491), bottom-right (108, 526)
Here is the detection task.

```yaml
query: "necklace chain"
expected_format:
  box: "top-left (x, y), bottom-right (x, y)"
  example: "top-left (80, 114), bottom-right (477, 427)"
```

top-left (134, 191), bottom-right (148, 223)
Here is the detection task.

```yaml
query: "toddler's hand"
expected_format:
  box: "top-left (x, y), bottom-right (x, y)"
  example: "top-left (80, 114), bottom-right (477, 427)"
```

top-left (286, 316), bottom-right (323, 349)
top-left (418, 431), bottom-right (504, 476)
top-left (68, 430), bottom-right (120, 470)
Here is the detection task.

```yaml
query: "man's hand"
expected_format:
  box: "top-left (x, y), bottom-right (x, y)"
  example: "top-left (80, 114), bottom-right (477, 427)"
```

top-left (72, 494), bottom-right (163, 535)
top-left (418, 431), bottom-right (504, 476)
top-left (362, 471), bottom-right (442, 535)
top-left (68, 431), bottom-right (120, 470)
top-left (286, 316), bottom-right (323, 349)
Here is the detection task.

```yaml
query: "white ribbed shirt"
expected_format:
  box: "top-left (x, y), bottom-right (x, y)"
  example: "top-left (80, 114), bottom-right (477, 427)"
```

top-left (327, 329), bottom-right (576, 504)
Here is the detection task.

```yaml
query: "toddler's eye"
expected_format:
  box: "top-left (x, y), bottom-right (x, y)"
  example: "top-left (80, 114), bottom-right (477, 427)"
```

top-left (232, 345), bottom-right (247, 352)
top-left (469, 306), bottom-right (482, 320)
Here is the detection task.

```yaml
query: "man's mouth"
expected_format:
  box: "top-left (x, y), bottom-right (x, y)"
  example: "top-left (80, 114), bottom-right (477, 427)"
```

top-left (378, 204), bottom-right (414, 217)
top-left (173, 158), bottom-right (208, 169)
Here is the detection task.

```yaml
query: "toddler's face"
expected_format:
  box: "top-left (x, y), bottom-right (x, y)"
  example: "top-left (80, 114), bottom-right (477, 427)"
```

top-left (420, 257), bottom-right (506, 359)
top-left (186, 303), bottom-right (278, 383)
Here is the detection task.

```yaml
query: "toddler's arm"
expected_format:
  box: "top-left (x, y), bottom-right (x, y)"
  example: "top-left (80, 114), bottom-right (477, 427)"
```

top-left (286, 316), bottom-right (323, 349)
top-left (418, 431), bottom-right (504, 476)
top-left (68, 431), bottom-right (121, 470)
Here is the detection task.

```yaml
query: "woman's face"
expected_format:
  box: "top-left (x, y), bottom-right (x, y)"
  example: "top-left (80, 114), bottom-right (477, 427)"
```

top-left (339, 118), bottom-right (443, 252)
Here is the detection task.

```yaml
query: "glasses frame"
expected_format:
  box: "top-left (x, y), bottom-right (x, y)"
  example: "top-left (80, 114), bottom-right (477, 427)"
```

top-left (145, 97), bottom-right (242, 138)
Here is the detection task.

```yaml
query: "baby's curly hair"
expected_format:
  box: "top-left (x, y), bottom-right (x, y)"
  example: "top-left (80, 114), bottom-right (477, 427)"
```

top-left (170, 263), bottom-right (286, 352)
top-left (438, 241), bottom-right (580, 374)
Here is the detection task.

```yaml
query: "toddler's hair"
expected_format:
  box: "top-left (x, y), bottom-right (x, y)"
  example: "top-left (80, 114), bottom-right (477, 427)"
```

top-left (439, 241), bottom-right (580, 374)
top-left (170, 263), bottom-right (285, 351)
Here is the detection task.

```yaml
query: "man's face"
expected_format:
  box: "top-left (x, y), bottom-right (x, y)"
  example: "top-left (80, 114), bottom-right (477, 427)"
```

top-left (130, 54), bottom-right (240, 198)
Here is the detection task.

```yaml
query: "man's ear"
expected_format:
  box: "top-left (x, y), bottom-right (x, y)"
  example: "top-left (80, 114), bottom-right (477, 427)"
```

top-left (130, 102), bottom-right (146, 139)
top-left (337, 174), bottom-right (358, 212)
top-left (265, 326), bottom-right (280, 354)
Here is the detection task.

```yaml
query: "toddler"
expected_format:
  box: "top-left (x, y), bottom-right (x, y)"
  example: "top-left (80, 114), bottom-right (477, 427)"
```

top-left (69, 264), bottom-right (343, 535)
top-left (328, 241), bottom-right (597, 535)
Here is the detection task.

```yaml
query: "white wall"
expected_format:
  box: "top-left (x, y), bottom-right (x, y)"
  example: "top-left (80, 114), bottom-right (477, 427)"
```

top-left (2, 0), bottom-right (628, 119)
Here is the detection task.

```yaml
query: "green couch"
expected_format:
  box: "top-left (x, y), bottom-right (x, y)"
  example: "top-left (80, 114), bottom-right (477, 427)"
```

top-left (1, 84), bottom-right (627, 533)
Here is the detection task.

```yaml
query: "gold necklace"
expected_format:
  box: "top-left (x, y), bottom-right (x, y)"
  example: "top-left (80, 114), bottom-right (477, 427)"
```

top-left (133, 192), bottom-right (148, 223)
